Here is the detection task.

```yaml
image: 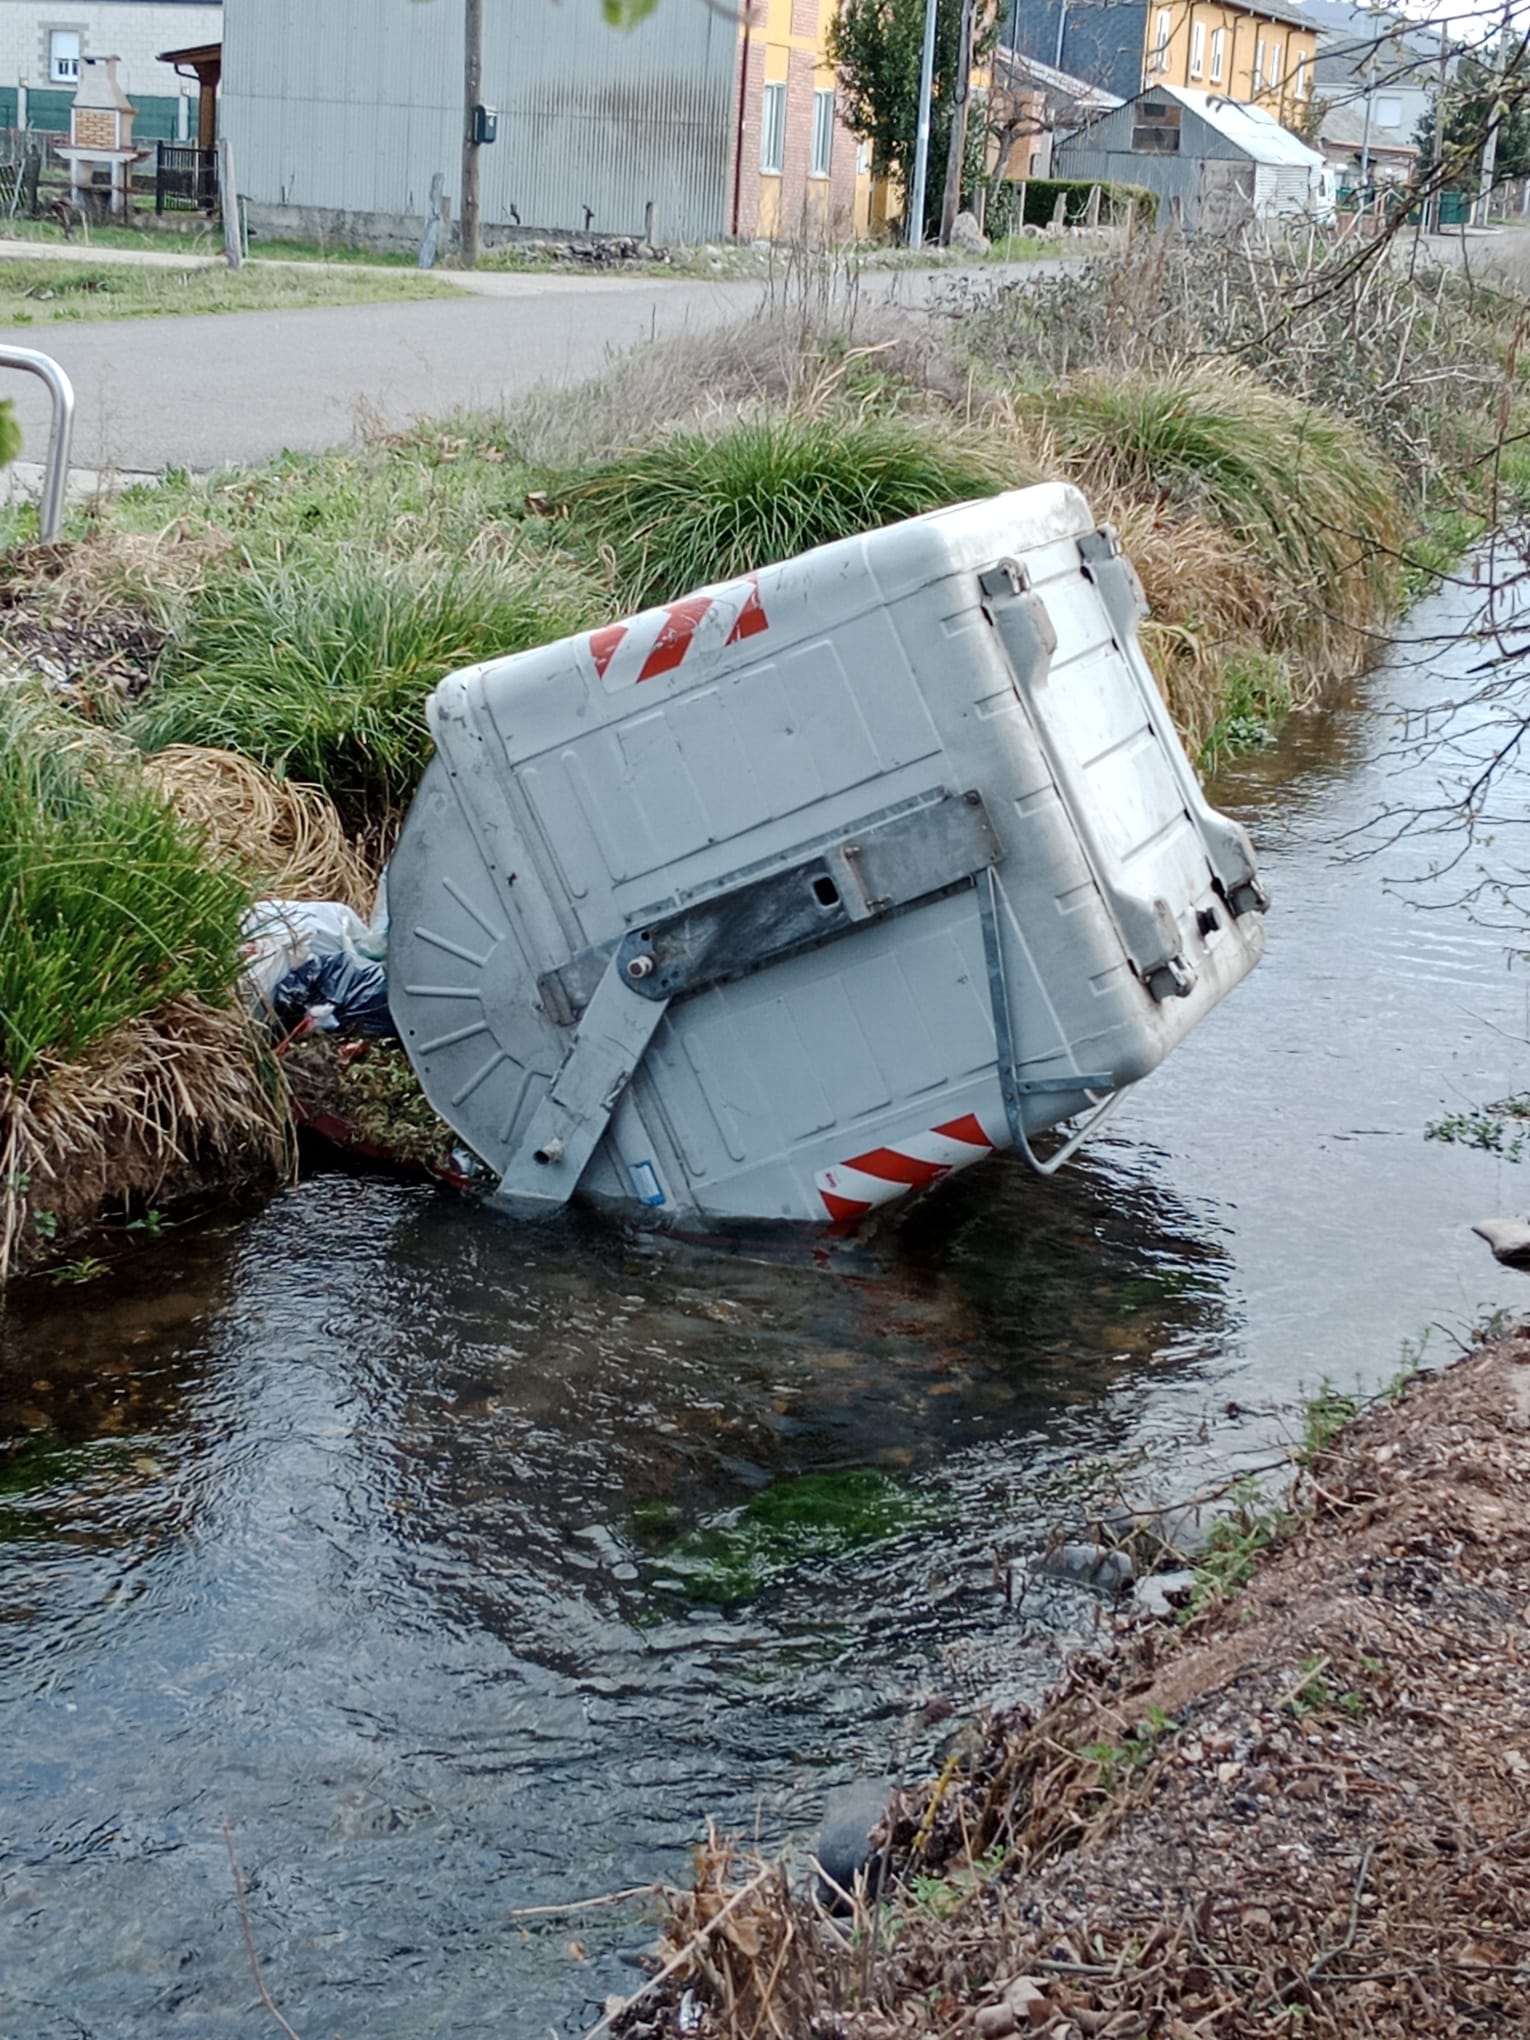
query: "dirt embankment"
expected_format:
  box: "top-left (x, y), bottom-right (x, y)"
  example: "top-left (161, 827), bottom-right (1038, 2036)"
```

top-left (619, 1334), bottom-right (1530, 2040)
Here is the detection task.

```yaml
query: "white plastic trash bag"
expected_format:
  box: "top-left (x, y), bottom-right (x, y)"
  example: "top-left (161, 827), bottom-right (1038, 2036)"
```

top-left (239, 899), bottom-right (394, 1036)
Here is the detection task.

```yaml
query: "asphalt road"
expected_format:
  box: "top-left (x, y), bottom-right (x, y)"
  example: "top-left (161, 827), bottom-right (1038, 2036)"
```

top-left (0, 260), bottom-right (1057, 475)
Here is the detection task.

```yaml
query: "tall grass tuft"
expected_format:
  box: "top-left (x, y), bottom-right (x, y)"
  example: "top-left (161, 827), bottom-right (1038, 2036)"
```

top-left (1040, 364), bottom-right (1406, 672)
top-left (0, 691), bottom-right (249, 1086)
top-left (130, 548), bottom-right (602, 829)
top-left (558, 413), bottom-right (1022, 610)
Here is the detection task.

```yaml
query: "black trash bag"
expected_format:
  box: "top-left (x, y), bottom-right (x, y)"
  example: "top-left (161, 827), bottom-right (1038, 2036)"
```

top-left (270, 950), bottom-right (396, 1037)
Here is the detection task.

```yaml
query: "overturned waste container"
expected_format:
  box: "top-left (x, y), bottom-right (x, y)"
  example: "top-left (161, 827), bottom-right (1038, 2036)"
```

top-left (387, 483), bottom-right (1266, 1225)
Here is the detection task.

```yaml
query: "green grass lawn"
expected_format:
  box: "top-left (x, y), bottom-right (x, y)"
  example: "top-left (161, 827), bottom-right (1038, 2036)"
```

top-left (0, 257), bottom-right (459, 323)
top-left (1, 216), bottom-right (423, 266)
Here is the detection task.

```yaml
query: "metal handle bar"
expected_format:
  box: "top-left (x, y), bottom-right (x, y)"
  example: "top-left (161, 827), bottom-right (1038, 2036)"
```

top-left (0, 346), bottom-right (75, 541)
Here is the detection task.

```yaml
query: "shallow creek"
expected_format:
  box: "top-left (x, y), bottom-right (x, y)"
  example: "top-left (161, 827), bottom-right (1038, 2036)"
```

top-left (4, 570), bottom-right (1530, 2036)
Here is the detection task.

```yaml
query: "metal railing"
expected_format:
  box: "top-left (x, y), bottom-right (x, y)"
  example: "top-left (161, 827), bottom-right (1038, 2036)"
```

top-left (155, 140), bottom-right (217, 214)
top-left (0, 347), bottom-right (76, 541)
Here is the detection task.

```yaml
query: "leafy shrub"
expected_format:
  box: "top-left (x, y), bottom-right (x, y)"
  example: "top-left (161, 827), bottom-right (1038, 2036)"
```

top-left (1014, 177), bottom-right (1157, 228)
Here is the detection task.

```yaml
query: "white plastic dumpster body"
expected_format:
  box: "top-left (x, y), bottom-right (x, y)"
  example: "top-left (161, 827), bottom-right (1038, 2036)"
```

top-left (387, 484), bottom-right (1266, 1225)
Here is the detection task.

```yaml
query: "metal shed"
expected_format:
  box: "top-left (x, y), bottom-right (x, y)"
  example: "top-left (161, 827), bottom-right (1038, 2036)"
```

top-left (220, 0), bottom-right (737, 249)
top-left (1056, 84), bottom-right (1326, 231)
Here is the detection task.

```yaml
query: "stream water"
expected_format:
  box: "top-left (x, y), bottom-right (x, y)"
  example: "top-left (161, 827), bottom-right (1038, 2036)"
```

top-left (4, 568), bottom-right (1530, 2039)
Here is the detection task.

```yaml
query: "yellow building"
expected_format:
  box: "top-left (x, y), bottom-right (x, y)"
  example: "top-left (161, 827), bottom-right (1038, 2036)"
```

top-left (733, 0), bottom-right (875, 241)
top-left (1140, 0), bottom-right (1319, 126)
top-left (732, 0), bottom-right (1002, 241)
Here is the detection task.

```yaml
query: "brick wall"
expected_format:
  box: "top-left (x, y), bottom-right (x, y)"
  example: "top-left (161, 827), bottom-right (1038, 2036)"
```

top-left (733, 30), bottom-right (766, 237)
top-left (732, 31), bottom-right (862, 241)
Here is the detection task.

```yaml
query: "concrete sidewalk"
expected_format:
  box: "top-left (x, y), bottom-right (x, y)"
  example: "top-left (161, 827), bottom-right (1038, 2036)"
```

top-left (0, 259), bottom-right (1054, 476)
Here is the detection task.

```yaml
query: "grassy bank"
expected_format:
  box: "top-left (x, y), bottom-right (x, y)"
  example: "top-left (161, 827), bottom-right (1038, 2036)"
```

top-left (0, 255), bottom-right (457, 324)
top-left (0, 229), bottom-right (1524, 1267)
top-left (0, 692), bottom-right (287, 1276)
top-left (607, 1335), bottom-right (1530, 2038)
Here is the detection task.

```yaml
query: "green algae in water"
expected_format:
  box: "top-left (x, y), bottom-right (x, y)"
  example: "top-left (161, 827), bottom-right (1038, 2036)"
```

top-left (641, 1468), bottom-right (942, 1606)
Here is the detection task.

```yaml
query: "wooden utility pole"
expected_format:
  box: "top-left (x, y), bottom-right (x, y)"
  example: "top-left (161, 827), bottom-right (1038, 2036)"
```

top-left (218, 135), bottom-right (242, 269)
top-left (1431, 24), bottom-right (1447, 233)
top-left (1477, 0), bottom-right (1515, 227)
top-left (939, 0), bottom-right (977, 245)
top-left (461, 0), bottom-right (483, 267)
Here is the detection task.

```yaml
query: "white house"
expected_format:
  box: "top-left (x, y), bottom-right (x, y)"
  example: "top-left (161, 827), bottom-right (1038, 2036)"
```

top-left (0, 1), bottom-right (220, 142)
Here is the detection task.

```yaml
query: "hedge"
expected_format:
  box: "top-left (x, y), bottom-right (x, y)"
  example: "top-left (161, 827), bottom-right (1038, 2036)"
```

top-left (1014, 177), bottom-right (1158, 228)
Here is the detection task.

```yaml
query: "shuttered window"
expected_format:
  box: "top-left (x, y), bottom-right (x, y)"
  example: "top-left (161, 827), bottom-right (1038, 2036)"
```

top-left (49, 31), bottom-right (80, 84)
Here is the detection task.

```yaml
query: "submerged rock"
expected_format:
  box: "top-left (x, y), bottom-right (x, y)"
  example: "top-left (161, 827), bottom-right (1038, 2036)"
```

top-left (815, 1774), bottom-right (892, 1904)
top-left (1473, 1217), bottom-right (1530, 1266)
top-left (1037, 1541), bottom-right (1134, 1591)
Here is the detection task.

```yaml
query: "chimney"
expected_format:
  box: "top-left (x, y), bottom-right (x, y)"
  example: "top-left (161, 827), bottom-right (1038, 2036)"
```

top-left (70, 54), bottom-right (137, 151)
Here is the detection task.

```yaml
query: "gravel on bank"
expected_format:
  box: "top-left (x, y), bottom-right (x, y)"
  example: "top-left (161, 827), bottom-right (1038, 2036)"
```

top-left (614, 1330), bottom-right (1530, 2039)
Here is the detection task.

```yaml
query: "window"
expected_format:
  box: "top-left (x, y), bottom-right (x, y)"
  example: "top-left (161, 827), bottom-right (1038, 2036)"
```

top-left (49, 30), bottom-right (80, 85)
top-left (760, 80), bottom-right (785, 175)
top-left (1210, 27), bottom-right (1225, 81)
top-left (1268, 41), bottom-right (1281, 88)
top-left (810, 88), bottom-right (834, 178)
top-left (1189, 20), bottom-right (1206, 77)
top-left (1132, 98), bottom-right (1183, 152)
top-left (1253, 38), bottom-right (1265, 91)
top-left (1149, 8), bottom-right (1171, 73)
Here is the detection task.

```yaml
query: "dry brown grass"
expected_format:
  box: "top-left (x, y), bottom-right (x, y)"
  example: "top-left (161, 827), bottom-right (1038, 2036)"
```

top-left (0, 995), bottom-right (291, 1280)
top-left (0, 522), bottom-right (229, 704)
top-left (139, 745), bottom-right (376, 911)
top-left (1036, 362), bottom-right (1407, 684)
top-left (980, 394), bottom-right (1290, 751)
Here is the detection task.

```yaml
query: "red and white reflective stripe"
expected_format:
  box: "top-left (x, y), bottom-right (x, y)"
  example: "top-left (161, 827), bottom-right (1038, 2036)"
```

top-left (586, 575), bottom-right (768, 688)
top-left (815, 1112), bottom-right (996, 1223)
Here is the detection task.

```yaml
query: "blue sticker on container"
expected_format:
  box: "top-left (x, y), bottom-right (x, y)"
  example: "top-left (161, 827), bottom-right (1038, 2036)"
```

top-left (629, 1160), bottom-right (666, 1207)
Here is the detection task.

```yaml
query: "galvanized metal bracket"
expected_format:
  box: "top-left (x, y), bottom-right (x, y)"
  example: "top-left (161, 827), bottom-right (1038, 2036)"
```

top-left (494, 952), bottom-right (671, 1216)
top-left (507, 788), bottom-right (1002, 1214)
top-left (977, 865), bottom-right (1126, 1177)
top-left (982, 541), bottom-right (1198, 1004)
top-left (541, 787), bottom-right (1001, 1022)
top-left (1077, 524), bottom-right (1148, 635)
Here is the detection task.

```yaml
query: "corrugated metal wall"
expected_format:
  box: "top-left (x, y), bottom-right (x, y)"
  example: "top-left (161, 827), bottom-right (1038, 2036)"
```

top-left (1055, 103), bottom-right (1249, 230)
top-left (223, 0), bottom-right (735, 242)
top-left (1051, 142), bottom-right (1200, 222)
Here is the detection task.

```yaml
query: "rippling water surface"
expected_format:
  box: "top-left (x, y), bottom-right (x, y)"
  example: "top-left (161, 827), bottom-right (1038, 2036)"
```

top-left (4, 573), bottom-right (1529, 2037)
